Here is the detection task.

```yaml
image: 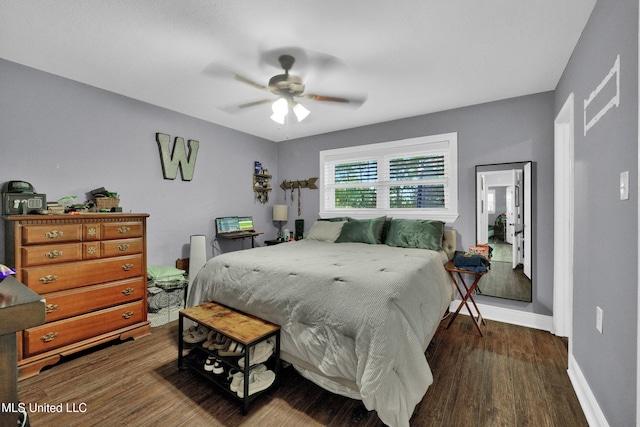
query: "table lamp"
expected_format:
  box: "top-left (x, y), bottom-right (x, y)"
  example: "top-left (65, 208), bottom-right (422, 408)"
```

top-left (273, 205), bottom-right (288, 241)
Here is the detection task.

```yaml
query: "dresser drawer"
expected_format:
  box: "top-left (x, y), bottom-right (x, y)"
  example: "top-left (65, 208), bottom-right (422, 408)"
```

top-left (101, 238), bottom-right (143, 258)
top-left (22, 254), bottom-right (144, 294)
top-left (21, 224), bottom-right (82, 245)
top-left (43, 277), bottom-right (145, 322)
top-left (101, 222), bottom-right (143, 240)
top-left (21, 243), bottom-right (83, 267)
top-left (23, 300), bottom-right (145, 357)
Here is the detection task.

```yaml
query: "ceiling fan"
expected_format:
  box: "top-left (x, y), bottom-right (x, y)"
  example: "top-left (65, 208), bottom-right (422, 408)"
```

top-left (232, 54), bottom-right (365, 124)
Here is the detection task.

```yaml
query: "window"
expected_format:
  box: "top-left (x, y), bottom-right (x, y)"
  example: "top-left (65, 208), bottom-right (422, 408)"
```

top-left (319, 132), bottom-right (458, 222)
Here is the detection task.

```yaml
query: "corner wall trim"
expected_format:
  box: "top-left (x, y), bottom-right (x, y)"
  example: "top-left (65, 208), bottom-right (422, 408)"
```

top-left (568, 354), bottom-right (610, 427)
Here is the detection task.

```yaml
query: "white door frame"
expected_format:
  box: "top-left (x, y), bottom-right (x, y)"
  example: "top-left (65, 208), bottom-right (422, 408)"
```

top-left (636, 11), bottom-right (640, 423)
top-left (553, 92), bottom-right (575, 343)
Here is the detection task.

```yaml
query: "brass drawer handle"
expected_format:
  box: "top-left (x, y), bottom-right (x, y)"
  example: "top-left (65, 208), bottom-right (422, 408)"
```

top-left (41, 332), bottom-right (59, 343)
top-left (39, 275), bottom-right (58, 284)
top-left (45, 303), bottom-right (59, 314)
top-left (45, 250), bottom-right (63, 259)
top-left (117, 244), bottom-right (130, 251)
top-left (122, 263), bottom-right (134, 271)
top-left (87, 246), bottom-right (96, 255)
top-left (121, 287), bottom-right (135, 296)
top-left (122, 311), bottom-right (134, 319)
top-left (118, 226), bottom-right (131, 234)
top-left (45, 230), bottom-right (64, 239)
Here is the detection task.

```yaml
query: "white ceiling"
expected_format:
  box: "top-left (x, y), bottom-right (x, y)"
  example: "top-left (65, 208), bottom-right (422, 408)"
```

top-left (0, 1), bottom-right (596, 142)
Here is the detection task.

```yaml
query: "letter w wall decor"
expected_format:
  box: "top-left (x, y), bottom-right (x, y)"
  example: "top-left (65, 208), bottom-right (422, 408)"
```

top-left (156, 133), bottom-right (199, 181)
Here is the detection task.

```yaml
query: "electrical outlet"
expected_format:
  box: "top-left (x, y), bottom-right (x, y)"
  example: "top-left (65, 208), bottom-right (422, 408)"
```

top-left (596, 306), bottom-right (603, 334)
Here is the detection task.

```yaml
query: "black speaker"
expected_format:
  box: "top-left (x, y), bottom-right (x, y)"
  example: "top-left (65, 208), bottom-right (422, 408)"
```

top-left (295, 219), bottom-right (304, 240)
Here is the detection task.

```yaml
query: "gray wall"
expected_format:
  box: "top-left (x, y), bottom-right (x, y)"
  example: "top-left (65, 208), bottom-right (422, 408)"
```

top-left (277, 91), bottom-right (555, 315)
top-left (0, 58), bottom-right (279, 266)
top-left (555, 0), bottom-right (638, 425)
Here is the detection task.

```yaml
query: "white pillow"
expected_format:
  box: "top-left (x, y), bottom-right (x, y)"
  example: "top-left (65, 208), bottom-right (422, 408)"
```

top-left (307, 221), bottom-right (347, 242)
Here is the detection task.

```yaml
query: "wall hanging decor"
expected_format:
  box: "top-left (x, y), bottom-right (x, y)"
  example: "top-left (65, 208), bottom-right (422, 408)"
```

top-left (156, 133), bottom-right (200, 181)
top-left (253, 162), bottom-right (271, 203)
top-left (584, 54), bottom-right (620, 136)
top-left (280, 178), bottom-right (317, 216)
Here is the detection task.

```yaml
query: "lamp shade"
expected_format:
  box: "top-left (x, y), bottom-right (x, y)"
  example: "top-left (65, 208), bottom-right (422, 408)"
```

top-left (273, 205), bottom-right (288, 221)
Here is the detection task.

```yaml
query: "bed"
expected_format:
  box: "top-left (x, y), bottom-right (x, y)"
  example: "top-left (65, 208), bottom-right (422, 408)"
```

top-left (187, 217), bottom-right (456, 427)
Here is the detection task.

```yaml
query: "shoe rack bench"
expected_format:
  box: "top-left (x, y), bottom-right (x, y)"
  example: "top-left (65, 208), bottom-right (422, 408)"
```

top-left (178, 302), bottom-right (280, 414)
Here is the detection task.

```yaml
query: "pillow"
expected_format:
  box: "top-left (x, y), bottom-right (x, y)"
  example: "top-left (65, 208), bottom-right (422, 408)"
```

top-left (307, 220), bottom-right (347, 242)
top-left (147, 265), bottom-right (186, 281)
top-left (384, 219), bottom-right (444, 251)
top-left (335, 216), bottom-right (387, 244)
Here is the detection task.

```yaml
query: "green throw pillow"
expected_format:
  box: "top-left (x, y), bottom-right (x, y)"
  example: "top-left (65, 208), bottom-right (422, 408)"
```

top-left (384, 219), bottom-right (444, 250)
top-left (335, 216), bottom-right (387, 244)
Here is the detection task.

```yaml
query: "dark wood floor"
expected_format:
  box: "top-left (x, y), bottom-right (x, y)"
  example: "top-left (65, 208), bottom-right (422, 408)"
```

top-left (18, 315), bottom-right (588, 426)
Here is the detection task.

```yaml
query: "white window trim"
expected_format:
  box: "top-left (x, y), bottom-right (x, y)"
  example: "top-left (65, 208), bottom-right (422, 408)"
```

top-left (319, 132), bottom-right (459, 223)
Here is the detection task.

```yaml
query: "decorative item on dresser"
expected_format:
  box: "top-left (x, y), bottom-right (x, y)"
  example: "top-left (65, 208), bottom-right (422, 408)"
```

top-left (3, 213), bottom-right (151, 379)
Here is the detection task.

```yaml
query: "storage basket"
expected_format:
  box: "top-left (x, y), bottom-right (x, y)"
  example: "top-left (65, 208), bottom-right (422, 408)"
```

top-left (94, 197), bottom-right (120, 210)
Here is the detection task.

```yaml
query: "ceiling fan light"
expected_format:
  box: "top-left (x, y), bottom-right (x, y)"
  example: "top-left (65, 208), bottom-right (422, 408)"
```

top-left (270, 112), bottom-right (286, 124)
top-left (272, 98), bottom-right (288, 115)
top-left (292, 102), bottom-right (310, 122)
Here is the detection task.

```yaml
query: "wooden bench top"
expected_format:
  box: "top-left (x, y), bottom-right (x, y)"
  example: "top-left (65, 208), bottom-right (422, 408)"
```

top-left (180, 302), bottom-right (279, 345)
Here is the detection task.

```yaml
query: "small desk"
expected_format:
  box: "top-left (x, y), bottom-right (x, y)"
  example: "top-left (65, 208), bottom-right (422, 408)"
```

top-left (444, 260), bottom-right (487, 336)
top-left (217, 232), bottom-right (263, 248)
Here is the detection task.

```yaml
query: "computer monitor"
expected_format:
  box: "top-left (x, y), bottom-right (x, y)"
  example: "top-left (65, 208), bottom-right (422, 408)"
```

top-left (215, 217), bottom-right (240, 235)
top-left (237, 216), bottom-right (254, 232)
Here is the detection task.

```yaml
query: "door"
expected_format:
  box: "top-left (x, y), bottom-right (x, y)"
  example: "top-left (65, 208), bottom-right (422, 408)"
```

top-left (524, 162), bottom-right (532, 279)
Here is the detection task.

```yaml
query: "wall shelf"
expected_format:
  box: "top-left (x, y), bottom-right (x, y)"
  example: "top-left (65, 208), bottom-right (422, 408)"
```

top-left (253, 173), bottom-right (272, 203)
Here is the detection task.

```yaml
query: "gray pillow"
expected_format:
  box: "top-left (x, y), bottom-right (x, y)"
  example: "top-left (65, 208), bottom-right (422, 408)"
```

top-left (307, 221), bottom-right (347, 242)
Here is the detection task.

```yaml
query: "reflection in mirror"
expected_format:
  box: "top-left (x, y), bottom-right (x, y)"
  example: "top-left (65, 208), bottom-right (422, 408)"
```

top-left (476, 162), bottom-right (532, 302)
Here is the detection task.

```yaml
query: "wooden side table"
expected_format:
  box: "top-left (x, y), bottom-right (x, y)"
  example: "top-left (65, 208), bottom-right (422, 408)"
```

top-left (178, 302), bottom-right (280, 414)
top-left (444, 260), bottom-right (487, 336)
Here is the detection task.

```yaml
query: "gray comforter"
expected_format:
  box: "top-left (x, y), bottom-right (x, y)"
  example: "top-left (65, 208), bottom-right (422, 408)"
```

top-left (188, 239), bottom-right (453, 427)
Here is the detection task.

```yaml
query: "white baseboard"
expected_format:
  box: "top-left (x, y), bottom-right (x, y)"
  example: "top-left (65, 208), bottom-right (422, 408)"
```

top-left (449, 300), bottom-right (553, 331)
top-left (568, 354), bottom-right (610, 427)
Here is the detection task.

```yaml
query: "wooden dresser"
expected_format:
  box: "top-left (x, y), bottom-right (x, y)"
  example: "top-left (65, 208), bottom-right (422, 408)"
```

top-left (3, 213), bottom-right (151, 379)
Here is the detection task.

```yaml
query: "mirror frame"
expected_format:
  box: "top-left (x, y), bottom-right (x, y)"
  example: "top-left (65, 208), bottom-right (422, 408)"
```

top-left (475, 161), bottom-right (533, 302)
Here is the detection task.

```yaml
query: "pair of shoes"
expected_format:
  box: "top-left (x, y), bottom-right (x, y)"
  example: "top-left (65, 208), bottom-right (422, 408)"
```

top-left (183, 325), bottom-right (209, 343)
top-left (182, 325), bottom-right (198, 337)
top-left (204, 356), bottom-right (224, 374)
top-left (219, 341), bottom-right (244, 357)
top-left (238, 339), bottom-right (274, 368)
top-left (228, 364), bottom-right (267, 392)
top-left (236, 369), bottom-right (276, 398)
top-left (202, 332), bottom-right (230, 351)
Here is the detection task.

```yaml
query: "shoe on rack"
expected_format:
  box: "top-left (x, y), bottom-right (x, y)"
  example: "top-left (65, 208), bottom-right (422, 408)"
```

top-left (238, 340), bottom-right (274, 368)
top-left (228, 364), bottom-right (267, 392)
top-left (218, 341), bottom-right (244, 357)
top-left (236, 370), bottom-right (276, 398)
top-left (204, 356), bottom-right (224, 374)
top-left (202, 330), bottom-right (217, 349)
top-left (183, 325), bottom-right (209, 343)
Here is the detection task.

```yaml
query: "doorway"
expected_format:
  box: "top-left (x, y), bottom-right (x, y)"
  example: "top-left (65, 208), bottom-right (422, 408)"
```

top-left (553, 93), bottom-right (575, 341)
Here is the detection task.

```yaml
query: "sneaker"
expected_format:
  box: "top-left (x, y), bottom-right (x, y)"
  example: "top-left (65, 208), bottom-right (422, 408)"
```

top-left (236, 370), bottom-right (276, 398)
top-left (204, 356), bottom-right (224, 374)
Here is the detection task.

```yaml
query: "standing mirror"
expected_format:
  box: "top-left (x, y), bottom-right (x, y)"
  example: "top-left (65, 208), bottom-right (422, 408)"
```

top-left (475, 161), bottom-right (533, 302)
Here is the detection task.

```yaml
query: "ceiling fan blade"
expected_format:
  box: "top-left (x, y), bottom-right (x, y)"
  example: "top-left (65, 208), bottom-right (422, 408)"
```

top-left (234, 74), bottom-right (272, 91)
top-left (301, 93), bottom-right (367, 106)
top-left (238, 99), bottom-right (273, 109)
